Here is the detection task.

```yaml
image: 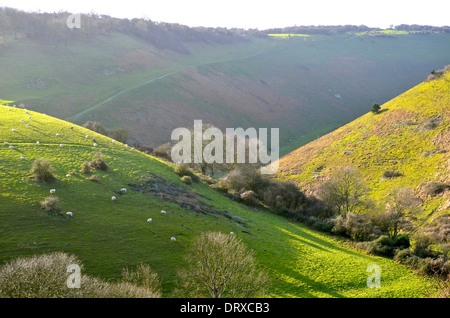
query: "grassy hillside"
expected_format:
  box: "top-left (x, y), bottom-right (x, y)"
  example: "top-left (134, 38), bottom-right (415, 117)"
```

top-left (275, 70), bottom-right (450, 224)
top-left (0, 102), bottom-right (437, 297)
top-left (1, 30), bottom-right (449, 155)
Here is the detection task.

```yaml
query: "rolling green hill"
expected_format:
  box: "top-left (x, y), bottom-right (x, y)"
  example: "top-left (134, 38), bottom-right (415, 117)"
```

top-left (0, 103), bottom-right (437, 297)
top-left (274, 69), bottom-right (450, 224)
top-left (1, 20), bottom-right (449, 155)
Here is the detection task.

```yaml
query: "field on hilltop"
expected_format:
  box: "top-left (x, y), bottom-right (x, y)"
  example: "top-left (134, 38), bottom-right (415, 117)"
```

top-left (275, 69), bottom-right (450, 225)
top-left (0, 104), bottom-right (437, 297)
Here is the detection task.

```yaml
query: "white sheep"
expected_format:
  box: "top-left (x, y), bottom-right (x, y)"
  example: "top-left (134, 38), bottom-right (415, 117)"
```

top-left (112, 196), bottom-right (116, 201)
top-left (121, 188), bottom-right (127, 193)
top-left (25, 111), bottom-right (29, 114)
top-left (20, 156), bottom-right (25, 160)
top-left (112, 140), bottom-right (115, 143)
top-left (20, 119), bottom-right (24, 122)
top-left (131, 147), bottom-right (135, 150)
top-left (60, 144), bottom-right (64, 148)
top-left (66, 212), bottom-right (73, 217)
top-left (93, 143), bottom-right (97, 147)
top-left (13, 105), bottom-right (16, 107)
top-left (125, 144), bottom-right (128, 147)
top-left (9, 145), bottom-right (14, 149)
top-left (36, 141), bottom-right (40, 144)
top-left (230, 232), bottom-right (234, 235)
top-left (26, 124), bottom-right (30, 127)
top-left (50, 189), bottom-right (56, 194)
top-left (4, 142), bottom-right (8, 145)
top-left (8, 108), bottom-right (11, 111)
top-left (66, 174), bottom-right (71, 178)
top-left (85, 135), bottom-right (89, 139)
top-left (56, 133), bottom-right (60, 136)
top-left (28, 116), bottom-right (32, 119)
top-left (11, 129), bottom-right (16, 132)
top-left (161, 210), bottom-right (166, 215)
top-left (147, 218), bottom-right (152, 222)
top-left (171, 237), bottom-right (176, 242)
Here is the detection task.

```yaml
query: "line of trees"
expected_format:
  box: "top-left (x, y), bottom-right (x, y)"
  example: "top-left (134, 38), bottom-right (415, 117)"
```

top-left (0, 7), bottom-right (249, 53)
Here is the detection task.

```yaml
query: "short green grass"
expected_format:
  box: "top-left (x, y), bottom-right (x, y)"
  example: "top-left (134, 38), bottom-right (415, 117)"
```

top-left (0, 105), bottom-right (436, 297)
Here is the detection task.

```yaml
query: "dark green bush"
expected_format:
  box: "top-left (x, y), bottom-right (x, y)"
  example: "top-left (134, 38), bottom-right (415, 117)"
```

top-left (394, 235), bottom-right (411, 249)
top-left (81, 161), bottom-right (92, 174)
top-left (382, 169), bottom-right (402, 179)
top-left (364, 235), bottom-right (395, 257)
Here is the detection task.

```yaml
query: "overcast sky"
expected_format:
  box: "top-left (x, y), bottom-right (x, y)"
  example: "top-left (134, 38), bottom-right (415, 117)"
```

top-left (2, 0), bottom-right (448, 30)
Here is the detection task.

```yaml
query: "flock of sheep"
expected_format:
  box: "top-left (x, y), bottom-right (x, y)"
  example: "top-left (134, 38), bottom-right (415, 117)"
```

top-left (2, 105), bottom-right (183, 242)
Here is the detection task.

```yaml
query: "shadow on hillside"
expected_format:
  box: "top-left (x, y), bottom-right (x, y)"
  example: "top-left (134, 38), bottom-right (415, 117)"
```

top-left (375, 108), bottom-right (389, 115)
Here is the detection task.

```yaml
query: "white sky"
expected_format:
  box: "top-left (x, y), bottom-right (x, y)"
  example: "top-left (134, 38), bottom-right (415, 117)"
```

top-left (1, 0), bottom-right (449, 30)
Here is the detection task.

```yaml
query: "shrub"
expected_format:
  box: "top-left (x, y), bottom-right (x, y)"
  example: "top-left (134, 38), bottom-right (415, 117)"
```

top-left (331, 213), bottom-right (379, 241)
top-left (240, 190), bottom-right (259, 206)
top-left (174, 232), bottom-right (269, 298)
top-left (421, 182), bottom-right (450, 197)
top-left (88, 175), bottom-right (100, 182)
top-left (83, 121), bottom-right (107, 135)
top-left (40, 196), bottom-right (62, 215)
top-left (394, 235), bottom-right (411, 249)
top-left (81, 161), bottom-right (92, 174)
top-left (0, 253), bottom-right (161, 298)
top-left (371, 103), bottom-right (381, 113)
top-left (30, 158), bottom-right (56, 183)
top-left (413, 234), bottom-right (435, 258)
top-left (121, 264), bottom-right (162, 297)
top-left (89, 152), bottom-right (108, 171)
top-left (364, 235), bottom-right (396, 257)
top-left (153, 142), bottom-right (172, 160)
top-left (382, 169), bottom-right (402, 179)
top-left (175, 164), bottom-right (199, 182)
top-left (180, 176), bottom-right (192, 185)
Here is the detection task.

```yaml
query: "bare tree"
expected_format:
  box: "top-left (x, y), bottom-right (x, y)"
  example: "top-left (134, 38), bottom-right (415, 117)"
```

top-left (174, 232), bottom-right (269, 298)
top-left (318, 166), bottom-right (367, 215)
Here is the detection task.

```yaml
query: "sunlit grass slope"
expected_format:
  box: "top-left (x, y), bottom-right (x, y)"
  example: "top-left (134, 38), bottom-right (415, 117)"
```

top-left (275, 71), bottom-right (450, 223)
top-left (0, 105), bottom-right (436, 297)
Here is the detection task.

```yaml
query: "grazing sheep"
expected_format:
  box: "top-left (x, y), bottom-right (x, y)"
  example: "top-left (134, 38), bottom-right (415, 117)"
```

top-left (131, 147), bottom-right (135, 151)
top-left (25, 111), bottom-right (29, 114)
top-left (125, 144), bottom-right (128, 147)
top-left (13, 105), bottom-right (16, 107)
top-left (50, 189), bottom-right (56, 194)
top-left (26, 124), bottom-right (30, 127)
top-left (93, 143), bottom-right (97, 147)
top-left (36, 141), bottom-right (40, 144)
top-left (230, 232), bottom-right (234, 235)
top-left (112, 196), bottom-right (116, 201)
top-left (60, 144), bottom-right (64, 148)
top-left (9, 145), bottom-right (14, 149)
top-left (161, 210), bottom-right (166, 215)
top-left (56, 133), bottom-right (60, 136)
top-left (20, 156), bottom-right (25, 160)
top-left (20, 119), bottom-right (24, 122)
top-left (66, 212), bottom-right (73, 217)
top-left (121, 188), bottom-right (127, 193)
top-left (28, 116), bottom-right (32, 119)
top-left (11, 129), bottom-right (16, 132)
top-left (147, 218), bottom-right (152, 222)
top-left (85, 135), bottom-right (89, 139)
top-left (112, 140), bottom-right (115, 143)
top-left (66, 174), bottom-right (71, 178)
top-left (171, 237), bottom-right (176, 242)
top-left (8, 108), bottom-right (11, 111)
top-left (4, 142), bottom-right (9, 145)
